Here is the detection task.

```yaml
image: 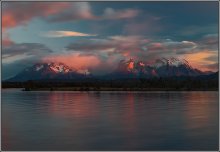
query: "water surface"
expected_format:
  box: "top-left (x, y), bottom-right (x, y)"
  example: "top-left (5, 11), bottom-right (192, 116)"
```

top-left (2, 89), bottom-right (219, 150)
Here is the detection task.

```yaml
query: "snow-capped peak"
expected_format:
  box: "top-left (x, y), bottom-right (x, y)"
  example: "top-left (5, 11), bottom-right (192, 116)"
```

top-left (46, 62), bottom-right (71, 73)
top-left (154, 57), bottom-right (191, 68)
top-left (31, 62), bottom-right (72, 73)
top-left (30, 62), bottom-right (93, 75)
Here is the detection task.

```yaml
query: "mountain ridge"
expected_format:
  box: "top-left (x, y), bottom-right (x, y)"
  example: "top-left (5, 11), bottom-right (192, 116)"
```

top-left (6, 57), bottom-right (216, 82)
top-left (105, 57), bottom-right (208, 79)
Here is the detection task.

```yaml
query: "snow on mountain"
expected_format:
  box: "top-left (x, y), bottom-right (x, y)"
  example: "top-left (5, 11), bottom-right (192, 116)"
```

top-left (8, 62), bottom-right (92, 82)
top-left (48, 62), bottom-right (71, 73)
top-left (6, 57), bottom-right (212, 82)
top-left (35, 65), bottom-right (44, 71)
top-left (110, 57), bottom-right (207, 78)
top-left (154, 57), bottom-right (191, 68)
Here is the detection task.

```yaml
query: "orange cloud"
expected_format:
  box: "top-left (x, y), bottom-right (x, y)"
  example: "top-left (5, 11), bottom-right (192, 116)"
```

top-left (42, 53), bottom-right (101, 70)
top-left (42, 30), bottom-right (96, 37)
top-left (183, 50), bottom-right (218, 71)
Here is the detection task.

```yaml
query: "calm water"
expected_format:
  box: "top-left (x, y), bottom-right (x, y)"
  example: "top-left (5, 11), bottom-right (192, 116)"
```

top-left (1, 89), bottom-right (219, 150)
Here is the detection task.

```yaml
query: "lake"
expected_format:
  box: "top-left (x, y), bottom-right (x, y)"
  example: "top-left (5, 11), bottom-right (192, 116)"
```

top-left (1, 89), bottom-right (219, 150)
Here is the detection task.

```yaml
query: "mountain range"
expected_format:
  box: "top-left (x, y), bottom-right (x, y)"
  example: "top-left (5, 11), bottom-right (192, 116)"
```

top-left (6, 57), bottom-right (216, 82)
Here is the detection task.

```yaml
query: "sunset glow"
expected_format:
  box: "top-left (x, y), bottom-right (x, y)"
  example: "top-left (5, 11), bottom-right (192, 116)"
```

top-left (1, 2), bottom-right (219, 151)
top-left (183, 50), bottom-right (218, 71)
top-left (2, 1), bottom-right (218, 79)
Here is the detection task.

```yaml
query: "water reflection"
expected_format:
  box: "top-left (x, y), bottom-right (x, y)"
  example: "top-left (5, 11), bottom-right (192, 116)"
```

top-left (2, 118), bottom-right (11, 150)
top-left (182, 92), bottom-right (219, 149)
top-left (184, 92), bottom-right (213, 129)
top-left (2, 90), bottom-right (218, 151)
top-left (47, 92), bottom-right (100, 119)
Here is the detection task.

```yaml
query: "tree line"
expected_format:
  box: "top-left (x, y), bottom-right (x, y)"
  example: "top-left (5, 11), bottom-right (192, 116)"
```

top-left (2, 75), bottom-right (218, 91)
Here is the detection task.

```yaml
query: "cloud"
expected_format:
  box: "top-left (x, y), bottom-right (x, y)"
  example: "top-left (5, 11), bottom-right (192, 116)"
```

top-left (2, 2), bottom-right (70, 31)
top-left (64, 35), bottom-right (218, 72)
top-left (65, 36), bottom-right (198, 59)
top-left (197, 33), bottom-right (218, 51)
top-left (182, 50), bottom-right (218, 71)
top-left (2, 34), bottom-right (15, 47)
top-left (42, 53), bottom-right (101, 71)
top-left (2, 54), bottom-right (35, 64)
top-left (205, 63), bottom-right (218, 72)
top-left (48, 5), bottom-right (139, 22)
top-left (2, 60), bottom-right (33, 80)
top-left (122, 13), bottom-right (163, 35)
top-left (102, 8), bottom-right (139, 20)
top-left (160, 40), bottom-right (197, 54)
top-left (66, 36), bottom-right (149, 52)
top-left (66, 39), bottom-right (116, 51)
top-left (110, 35), bottom-right (149, 43)
top-left (44, 3), bottom-right (139, 22)
top-left (3, 2), bottom-right (140, 30)
top-left (2, 43), bottom-right (53, 79)
top-left (202, 34), bottom-right (218, 45)
top-left (2, 35), bottom-right (218, 79)
top-left (2, 43), bottom-right (52, 64)
top-left (42, 50), bottom-right (127, 75)
top-left (42, 31), bottom-right (97, 38)
top-left (2, 2), bottom-right (140, 46)
top-left (46, 2), bottom-right (96, 22)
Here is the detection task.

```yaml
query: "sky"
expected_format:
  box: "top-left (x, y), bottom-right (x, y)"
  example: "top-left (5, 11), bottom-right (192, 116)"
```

top-left (2, 1), bottom-right (219, 79)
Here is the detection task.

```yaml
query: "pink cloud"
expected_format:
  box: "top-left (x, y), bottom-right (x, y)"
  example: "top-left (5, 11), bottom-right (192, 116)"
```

top-left (2, 35), bottom-right (14, 47)
top-left (2, 2), bottom-right (140, 30)
top-left (2, 2), bottom-right (70, 31)
top-left (42, 53), bottom-right (101, 71)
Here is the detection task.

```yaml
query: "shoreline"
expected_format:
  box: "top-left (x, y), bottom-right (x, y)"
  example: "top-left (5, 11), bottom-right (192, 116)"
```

top-left (2, 87), bottom-right (218, 91)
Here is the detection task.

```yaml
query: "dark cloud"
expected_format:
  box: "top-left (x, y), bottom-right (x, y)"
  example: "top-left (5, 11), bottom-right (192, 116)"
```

top-left (63, 35), bottom-right (218, 73)
top-left (202, 34), bottom-right (218, 45)
top-left (2, 34), bottom-right (218, 79)
top-left (66, 39), bottom-right (116, 51)
top-left (197, 34), bottom-right (218, 51)
top-left (2, 43), bottom-right (52, 64)
top-left (122, 12), bottom-right (163, 36)
top-left (3, 2), bottom-right (140, 29)
top-left (65, 36), bottom-right (198, 59)
top-left (147, 40), bottom-right (197, 54)
top-left (2, 43), bottom-right (53, 79)
top-left (47, 5), bottom-right (140, 22)
top-left (2, 59), bottom-right (37, 80)
top-left (46, 2), bottom-right (96, 22)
